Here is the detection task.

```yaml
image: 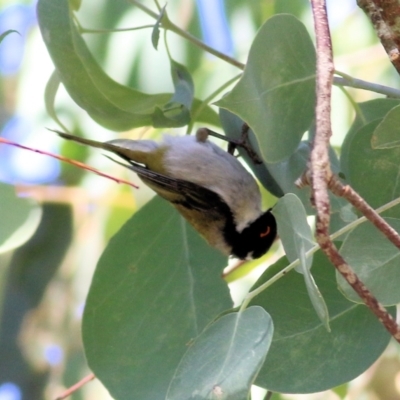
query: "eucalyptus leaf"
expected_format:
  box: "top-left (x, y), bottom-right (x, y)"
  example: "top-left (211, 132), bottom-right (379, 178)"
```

top-left (338, 217), bottom-right (400, 305)
top-left (216, 14), bottom-right (315, 163)
top-left (151, 4), bottom-right (166, 50)
top-left (83, 197), bottom-right (231, 400)
top-left (153, 60), bottom-right (194, 127)
top-left (371, 104), bottom-right (400, 149)
top-left (299, 248), bottom-right (330, 332)
top-left (340, 98), bottom-right (400, 179)
top-left (0, 183), bottom-right (42, 254)
top-left (272, 194), bottom-right (315, 271)
top-left (166, 307), bottom-right (273, 400)
top-left (44, 70), bottom-right (69, 132)
top-left (250, 250), bottom-right (393, 393)
top-left (344, 119), bottom-right (400, 216)
top-left (37, 0), bottom-right (217, 130)
top-left (272, 194), bottom-right (329, 330)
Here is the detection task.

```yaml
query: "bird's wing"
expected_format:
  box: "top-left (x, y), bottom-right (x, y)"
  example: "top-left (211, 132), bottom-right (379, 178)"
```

top-left (110, 155), bottom-right (231, 215)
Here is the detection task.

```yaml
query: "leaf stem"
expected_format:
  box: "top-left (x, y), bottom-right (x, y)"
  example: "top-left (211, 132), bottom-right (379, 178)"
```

top-left (78, 24), bottom-right (155, 34)
top-left (334, 72), bottom-right (400, 98)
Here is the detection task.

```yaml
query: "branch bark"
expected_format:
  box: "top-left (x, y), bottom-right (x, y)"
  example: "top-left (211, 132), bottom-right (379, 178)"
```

top-left (357, 0), bottom-right (400, 74)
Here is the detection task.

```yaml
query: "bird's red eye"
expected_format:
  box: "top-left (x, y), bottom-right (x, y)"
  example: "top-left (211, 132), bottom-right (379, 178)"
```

top-left (260, 226), bottom-right (271, 238)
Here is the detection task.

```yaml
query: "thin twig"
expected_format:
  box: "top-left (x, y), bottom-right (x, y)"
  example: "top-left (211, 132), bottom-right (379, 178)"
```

top-left (0, 137), bottom-right (139, 189)
top-left (333, 74), bottom-right (400, 98)
top-left (55, 373), bottom-right (95, 400)
top-left (309, 0), bottom-right (400, 341)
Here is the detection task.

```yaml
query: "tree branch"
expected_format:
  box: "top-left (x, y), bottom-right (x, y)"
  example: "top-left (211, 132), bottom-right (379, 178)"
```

top-left (309, 0), bottom-right (400, 342)
top-left (357, 0), bottom-right (400, 74)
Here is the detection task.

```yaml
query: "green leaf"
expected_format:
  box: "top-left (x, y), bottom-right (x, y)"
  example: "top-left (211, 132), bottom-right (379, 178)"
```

top-left (166, 307), bottom-right (273, 400)
top-left (151, 4), bottom-right (166, 50)
top-left (250, 250), bottom-right (394, 393)
top-left (338, 217), bottom-right (400, 305)
top-left (216, 14), bottom-right (315, 163)
top-left (153, 60), bottom-right (194, 127)
top-left (0, 183), bottom-right (42, 254)
top-left (371, 104), bottom-right (400, 149)
top-left (37, 0), bottom-right (216, 130)
top-left (273, 194), bottom-right (329, 330)
top-left (83, 197), bottom-right (231, 400)
top-left (343, 119), bottom-right (400, 214)
top-left (272, 194), bottom-right (315, 270)
top-left (44, 70), bottom-right (69, 131)
top-left (299, 250), bottom-right (330, 332)
top-left (340, 98), bottom-right (400, 179)
top-left (0, 204), bottom-right (73, 392)
top-left (169, 60), bottom-right (194, 110)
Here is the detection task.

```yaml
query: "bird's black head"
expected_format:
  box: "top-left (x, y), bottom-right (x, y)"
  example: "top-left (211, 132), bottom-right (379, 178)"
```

top-left (224, 210), bottom-right (277, 260)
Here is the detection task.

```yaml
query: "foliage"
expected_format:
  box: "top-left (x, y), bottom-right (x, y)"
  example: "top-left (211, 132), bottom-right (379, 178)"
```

top-left (1, 0), bottom-right (400, 399)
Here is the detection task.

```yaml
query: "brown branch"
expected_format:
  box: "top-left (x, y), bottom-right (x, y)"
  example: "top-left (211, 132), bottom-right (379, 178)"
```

top-left (55, 373), bottom-right (95, 400)
top-left (309, 0), bottom-right (400, 342)
top-left (357, 0), bottom-right (400, 74)
top-left (0, 137), bottom-right (139, 189)
top-left (309, 0), bottom-right (334, 244)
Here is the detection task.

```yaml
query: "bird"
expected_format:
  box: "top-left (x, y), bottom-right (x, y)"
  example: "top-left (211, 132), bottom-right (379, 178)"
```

top-left (54, 128), bottom-right (277, 259)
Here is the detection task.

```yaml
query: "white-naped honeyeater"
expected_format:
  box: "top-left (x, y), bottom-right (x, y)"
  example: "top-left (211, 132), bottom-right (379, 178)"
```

top-left (55, 128), bottom-right (277, 260)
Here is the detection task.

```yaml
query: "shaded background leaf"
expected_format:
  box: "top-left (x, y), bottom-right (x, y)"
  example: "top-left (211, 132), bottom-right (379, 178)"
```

top-left (0, 204), bottom-right (73, 400)
top-left (0, 182), bottom-right (42, 254)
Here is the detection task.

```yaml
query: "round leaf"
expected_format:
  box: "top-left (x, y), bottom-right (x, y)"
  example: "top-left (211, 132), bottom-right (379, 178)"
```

top-left (372, 104), bottom-right (400, 149)
top-left (166, 307), bottom-right (273, 400)
top-left (82, 197), bottom-right (232, 400)
top-left (250, 250), bottom-right (394, 393)
top-left (216, 14), bottom-right (316, 163)
top-left (340, 98), bottom-right (400, 179)
top-left (345, 120), bottom-right (400, 214)
top-left (338, 217), bottom-right (400, 305)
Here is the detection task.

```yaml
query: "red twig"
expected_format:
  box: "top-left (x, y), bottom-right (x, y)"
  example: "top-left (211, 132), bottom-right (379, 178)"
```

top-left (55, 373), bottom-right (95, 400)
top-left (0, 137), bottom-right (138, 188)
top-left (309, 0), bottom-right (400, 341)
